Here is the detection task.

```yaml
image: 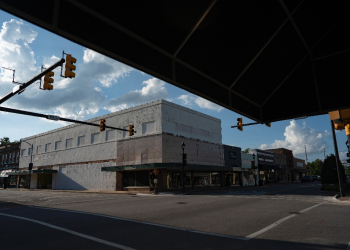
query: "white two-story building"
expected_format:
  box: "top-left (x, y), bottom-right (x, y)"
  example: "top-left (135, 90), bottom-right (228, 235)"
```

top-left (17, 100), bottom-right (228, 191)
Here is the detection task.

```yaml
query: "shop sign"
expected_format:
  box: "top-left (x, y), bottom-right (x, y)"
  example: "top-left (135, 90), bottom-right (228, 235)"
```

top-left (257, 149), bottom-right (274, 164)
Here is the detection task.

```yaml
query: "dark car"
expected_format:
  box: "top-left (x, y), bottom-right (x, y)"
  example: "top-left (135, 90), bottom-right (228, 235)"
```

top-left (302, 176), bottom-right (311, 182)
top-left (311, 175), bottom-right (319, 181)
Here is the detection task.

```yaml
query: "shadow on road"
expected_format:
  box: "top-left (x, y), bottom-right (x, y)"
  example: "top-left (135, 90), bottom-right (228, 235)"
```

top-left (0, 201), bottom-right (348, 250)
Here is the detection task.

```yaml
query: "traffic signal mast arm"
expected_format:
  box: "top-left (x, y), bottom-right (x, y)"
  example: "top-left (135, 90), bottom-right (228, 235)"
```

top-left (0, 58), bottom-right (65, 105)
top-left (231, 122), bottom-right (259, 128)
top-left (0, 106), bottom-right (135, 134)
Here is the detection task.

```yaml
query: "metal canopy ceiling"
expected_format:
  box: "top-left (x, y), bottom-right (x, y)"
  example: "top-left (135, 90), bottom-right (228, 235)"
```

top-left (1, 0), bottom-right (350, 123)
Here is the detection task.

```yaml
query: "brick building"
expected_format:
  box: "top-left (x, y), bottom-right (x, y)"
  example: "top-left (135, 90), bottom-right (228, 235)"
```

top-left (0, 142), bottom-right (20, 188)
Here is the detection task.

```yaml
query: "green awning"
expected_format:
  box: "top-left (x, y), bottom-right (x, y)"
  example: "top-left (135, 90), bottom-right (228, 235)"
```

top-left (101, 163), bottom-right (232, 172)
top-left (8, 169), bottom-right (58, 175)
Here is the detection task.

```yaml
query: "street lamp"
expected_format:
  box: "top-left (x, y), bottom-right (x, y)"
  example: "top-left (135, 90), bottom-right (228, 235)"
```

top-left (252, 153), bottom-right (257, 186)
top-left (181, 142), bottom-right (186, 194)
top-left (289, 158), bottom-right (293, 183)
top-left (22, 140), bottom-right (33, 189)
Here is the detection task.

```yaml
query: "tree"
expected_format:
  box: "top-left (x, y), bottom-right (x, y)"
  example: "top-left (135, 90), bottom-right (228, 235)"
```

top-left (321, 154), bottom-right (346, 184)
top-left (0, 137), bottom-right (19, 145)
top-left (307, 159), bottom-right (323, 176)
top-left (0, 137), bottom-right (10, 145)
top-left (242, 148), bottom-right (250, 153)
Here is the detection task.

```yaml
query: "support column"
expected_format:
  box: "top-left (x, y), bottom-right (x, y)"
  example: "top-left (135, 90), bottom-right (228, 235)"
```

top-left (116, 171), bottom-right (123, 191)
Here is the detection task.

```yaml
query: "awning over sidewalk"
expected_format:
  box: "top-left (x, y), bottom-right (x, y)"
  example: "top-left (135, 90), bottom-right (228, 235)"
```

top-left (294, 169), bottom-right (308, 173)
top-left (7, 169), bottom-right (57, 175)
top-left (102, 163), bottom-right (232, 172)
top-left (259, 164), bottom-right (280, 170)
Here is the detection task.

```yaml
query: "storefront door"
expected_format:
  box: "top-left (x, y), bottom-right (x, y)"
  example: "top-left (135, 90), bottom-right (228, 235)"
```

top-left (37, 174), bottom-right (52, 189)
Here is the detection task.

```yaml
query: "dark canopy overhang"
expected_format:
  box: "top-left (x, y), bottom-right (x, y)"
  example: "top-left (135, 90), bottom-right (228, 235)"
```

top-left (1, 1), bottom-right (350, 122)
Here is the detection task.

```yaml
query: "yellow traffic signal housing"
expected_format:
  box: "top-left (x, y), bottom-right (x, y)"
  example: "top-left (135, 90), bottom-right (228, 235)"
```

top-left (64, 54), bottom-right (77, 78)
top-left (43, 71), bottom-right (54, 90)
top-left (100, 119), bottom-right (105, 132)
top-left (237, 118), bottom-right (243, 131)
top-left (128, 125), bottom-right (135, 136)
top-left (265, 123), bottom-right (271, 127)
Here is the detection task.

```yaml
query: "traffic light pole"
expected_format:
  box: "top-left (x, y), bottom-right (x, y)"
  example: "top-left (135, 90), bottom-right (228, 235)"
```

top-left (0, 59), bottom-right (65, 105)
top-left (330, 120), bottom-right (345, 197)
top-left (231, 122), bottom-right (259, 128)
top-left (0, 106), bottom-right (132, 133)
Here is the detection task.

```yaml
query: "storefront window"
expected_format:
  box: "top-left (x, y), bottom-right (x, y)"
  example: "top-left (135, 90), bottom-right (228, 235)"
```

top-left (225, 172), bottom-right (240, 186)
top-left (211, 172), bottom-right (221, 185)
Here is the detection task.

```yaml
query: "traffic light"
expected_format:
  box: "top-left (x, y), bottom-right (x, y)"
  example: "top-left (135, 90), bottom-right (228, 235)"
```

top-left (64, 54), bottom-right (77, 78)
top-left (43, 71), bottom-right (54, 90)
top-left (265, 123), bottom-right (271, 127)
top-left (237, 118), bottom-right (243, 131)
top-left (100, 119), bottom-right (105, 132)
top-left (128, 125), bottom-right (135, 136)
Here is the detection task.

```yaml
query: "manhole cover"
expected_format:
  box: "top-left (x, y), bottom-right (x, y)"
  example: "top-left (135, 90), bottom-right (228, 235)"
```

top-left (177, 202), bottom-right (187, 204)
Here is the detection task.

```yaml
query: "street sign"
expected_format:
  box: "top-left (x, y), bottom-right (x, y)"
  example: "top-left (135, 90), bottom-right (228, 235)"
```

top-left (47, 115), bottom-right (60, 121)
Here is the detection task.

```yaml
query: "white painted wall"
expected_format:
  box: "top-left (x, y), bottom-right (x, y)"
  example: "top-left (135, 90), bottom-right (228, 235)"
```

top-left (52, 162), bottom-right (116, 190)
top-left (19, 100), bottom-right (164, 169)
top-left (161, 101), bottom-right (222, 144)
top-left (18, 99), bottom-right (223, 190)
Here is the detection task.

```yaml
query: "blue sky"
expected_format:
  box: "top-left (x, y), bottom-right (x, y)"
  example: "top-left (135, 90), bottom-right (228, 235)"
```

top-left (0, 11), bottom-right (348, 163)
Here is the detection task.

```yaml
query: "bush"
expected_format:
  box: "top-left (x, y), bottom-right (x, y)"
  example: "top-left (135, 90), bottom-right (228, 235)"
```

top-left (321, 154), bottom-right (346, 184)
top-left (321, 185), bottom-right (340, 191)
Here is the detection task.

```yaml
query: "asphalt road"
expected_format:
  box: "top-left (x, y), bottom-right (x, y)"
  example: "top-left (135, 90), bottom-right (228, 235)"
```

top-left (0, 183), bottom-right (349, 250)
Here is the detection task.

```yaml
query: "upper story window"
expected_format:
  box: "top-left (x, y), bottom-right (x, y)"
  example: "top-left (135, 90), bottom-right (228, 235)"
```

top-left (91, 133), bottom-right (99, 144)
top-left (36, 145), bottom-right (42, 154)
top-left (16, 152), bottom-right (19, 163)
top-left (123, 126), bottom-right (129, 138)
top-left (21, 149), bottom-right (26, 157)
top-left (66, 138), bottom-right (73, 148)
top-left (78, 136), bottom-right (85, 146)
top-left (45, 143), bottom-right (51, 152)
top-left (142, 121), bottom-right (155, 135)
top-left (55, 141), bottom-right (62, 150)
top-left (106, 130), bottom-right (115, 141)
top-left (28, 148), bottom-right (32, 156)
top-left (1, 155), bottom-right (4, 165)
top-left (229, 151), bottom-right (237, 159)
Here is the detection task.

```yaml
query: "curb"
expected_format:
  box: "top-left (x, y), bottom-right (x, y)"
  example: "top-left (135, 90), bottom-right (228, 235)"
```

top-left (333, 194), bottom-right (340, 200)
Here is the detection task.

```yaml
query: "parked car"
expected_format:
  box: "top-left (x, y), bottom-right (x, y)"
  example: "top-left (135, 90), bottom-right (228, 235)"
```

top-left (311, 175), bottom-right (319, 181)
top-left (302, 175), bottom-right (311, 182)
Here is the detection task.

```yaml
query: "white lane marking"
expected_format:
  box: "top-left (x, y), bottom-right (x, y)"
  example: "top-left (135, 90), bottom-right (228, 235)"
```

top-left (0, 212), bottom-right (136, 250)
top-left (245, 201), bottom-right (328, 240)
top-left (28, 206), bottom-right (249, 241)
top-left (298, 201), bottom-right (328, 213)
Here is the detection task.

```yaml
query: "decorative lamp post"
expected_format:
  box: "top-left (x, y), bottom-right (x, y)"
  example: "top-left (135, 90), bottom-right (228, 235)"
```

top-left (181, 142), bottom-right (186, 194)
top-left (23, 140), bottom-right (33, 189)
top-left (252, 153), bottom-right (257, 186)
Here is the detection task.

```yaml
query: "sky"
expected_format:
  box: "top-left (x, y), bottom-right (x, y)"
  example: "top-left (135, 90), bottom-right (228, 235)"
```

top-left (0, 11), bottom-right (348, 163)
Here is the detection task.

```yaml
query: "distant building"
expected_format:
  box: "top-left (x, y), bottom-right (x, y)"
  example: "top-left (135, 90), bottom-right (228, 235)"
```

top-left (293, 157), bottom-right (307, 180)
top-left (19, 100), bottom-right (227, 191)
top-left (0, 142), bottom-right (20, 188)
top-left (222, 145), bottom-right (242, 186)
top-left (264, 148), bottom-right (294, 182)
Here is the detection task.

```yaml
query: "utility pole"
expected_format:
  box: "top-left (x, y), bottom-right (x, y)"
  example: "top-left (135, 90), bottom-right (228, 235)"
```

top-left (330, 121), bottom-right (345, 197)
top-left (324, 148), bottom-right (326, 159)
top-left (304, 145), bottom-right (308, 165)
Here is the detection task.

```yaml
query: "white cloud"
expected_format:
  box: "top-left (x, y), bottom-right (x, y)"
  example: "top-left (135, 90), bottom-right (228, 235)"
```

top-left (259, 120), bottom-right (330, 156)
top-left (178, 94), bottom-right (224, 112)
top-left (0, 19), bottom-right (135, 120)
top-left (83, 49), bottom-right (133, 87)
top-left (104, 78), bottom-right (167, 112)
